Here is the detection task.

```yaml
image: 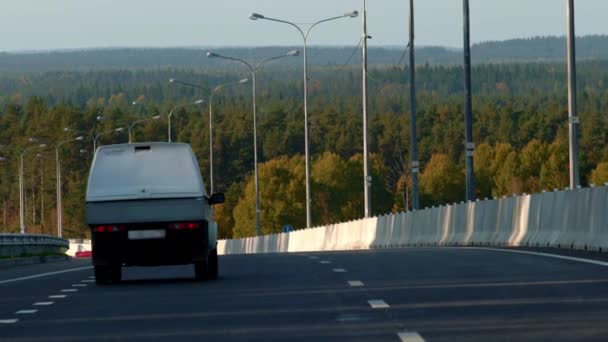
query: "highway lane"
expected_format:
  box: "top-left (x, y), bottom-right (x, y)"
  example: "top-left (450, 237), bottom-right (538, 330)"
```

top-left (0, 248), bottom-right (607, 341)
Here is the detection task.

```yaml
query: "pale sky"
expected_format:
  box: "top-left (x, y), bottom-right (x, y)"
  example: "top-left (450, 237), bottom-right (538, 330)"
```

top-left (1, 0), bottom-right (607, 52)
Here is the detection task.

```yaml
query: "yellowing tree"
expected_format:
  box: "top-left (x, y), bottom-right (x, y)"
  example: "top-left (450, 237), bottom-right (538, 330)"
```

top-left (590, 162), bottom-right (608, 185)
top-left (420, 154), bottom-right (465, 206)
top-left (232, 155), bottom-right (305, 238)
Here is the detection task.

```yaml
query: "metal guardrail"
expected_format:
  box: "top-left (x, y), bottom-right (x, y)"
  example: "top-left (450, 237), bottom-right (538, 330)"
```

top-left (0, 234), bottom-right (69, 258)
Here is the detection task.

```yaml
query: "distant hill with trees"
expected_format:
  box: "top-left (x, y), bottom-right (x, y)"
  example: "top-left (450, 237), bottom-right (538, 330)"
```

top-left (1, 35), bottom-right (608, 73)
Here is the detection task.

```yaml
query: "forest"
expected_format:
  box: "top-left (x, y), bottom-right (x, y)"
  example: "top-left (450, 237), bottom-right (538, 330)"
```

top-left (1, 49), bottom-right (608, 239)
top-left (2, 35), bottom-right (608, 73)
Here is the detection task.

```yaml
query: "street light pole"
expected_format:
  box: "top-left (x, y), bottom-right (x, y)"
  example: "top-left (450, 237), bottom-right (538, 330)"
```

top-left (208, 79), bottom-right (249, 194)
top-left (167, 100), bottom-right (204, 143)
top-left (409, 0), bottom-right (420, 210)
top-left (93, 127), bottom-right (125, 153)
top-left (20, 142), bottom-right (47, 234)
top-left (463, 0), bottom-right (475, 202)
top-left (207, 51), bottom-right (299, 236)
top-left (36, 154), bottom-right (44, 234)
top-left (566, 0), bottom-right (580, 189)
top-left (56, 136), bottom-right (84, 238)
top-left (361, 0), bottom-right (371, 218)
top-left (250, 10), bottom-right (358, 227)
top-left (128, 116), bottom-right (161, 143)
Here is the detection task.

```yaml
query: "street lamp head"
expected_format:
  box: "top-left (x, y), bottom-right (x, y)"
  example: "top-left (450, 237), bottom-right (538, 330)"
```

top-left (169, 78), bottom-right (175, 83)
top-left (250, 13), bottom-right (264, 20)
top-left (96, 115), bottom-right (104, 121)
top-left (132, 101), bottom-right (139, 106)
top-left (287, 50), bottom-right (300, 57)
top-left (79, 149), bottom-right (87, 154)
top-left (239, 78), bottom-right (249, 84)
top-left (36, 153), bottom-right (44, 158)
top-left (75, 136), bottom-right (85, 141)
top-left (206, 52), bottom-right (219, 58)
top-left (152, 115), bottom-right (161, 120)
top-left (193, 99), bottom-right (204, 105)
top-left (38, 144), bottom-right (47, 148)
top-left (345, 10), bottom-right (359, 18)
top-left (115, 127), bottom-right (125, 132)
top-left (63, 127), bottom-right (71, 132)
top-left (28, 137), bottom-right (39, 143)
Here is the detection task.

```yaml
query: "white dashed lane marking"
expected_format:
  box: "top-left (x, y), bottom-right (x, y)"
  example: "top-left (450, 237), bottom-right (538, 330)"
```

top-left (398, 331), bottom-right (425, 342)
top-left (347, 280), bottom-right (365, 287)
top-left (33, 302), bottom-right (54, 306)
top-left (81, 279), bottom-right (94, 283)
top-left (332, 268), bottom-right (347, 273)
top-left (49, 295), bottom-right (67, 299)
top-left (320, 260), bottom-right (331, 264)
top-left (15, 310), bottom-right (38, 314)
top-left (0, 319), bottom-right (18, 324)
top-left (0, 266), bottom-right (93, 285)
top-left (368, 299), bottom-right (390, 309)
top-left (308, 256), bottom-right (319, 260)
top-left (60, 289), bottom-right (78, 293)
top-left (72, 284), bottom-right (87, 287)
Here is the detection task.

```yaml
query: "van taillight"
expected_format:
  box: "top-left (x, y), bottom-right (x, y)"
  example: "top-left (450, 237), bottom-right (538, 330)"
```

top-left (168, 222), bottom-right (201, 230)
top-left (93, 225), bottom-right (124, 233)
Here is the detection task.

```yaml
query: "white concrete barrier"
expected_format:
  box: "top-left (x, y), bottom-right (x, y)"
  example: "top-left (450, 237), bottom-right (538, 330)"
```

top-left (67, 239), bottom-right (92, 256)
top-left (161, 186), bottom-right (608, 256)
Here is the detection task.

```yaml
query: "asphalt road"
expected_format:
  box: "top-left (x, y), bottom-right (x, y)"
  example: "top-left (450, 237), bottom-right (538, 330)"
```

top-left (1, 248), bottom-right (608, 341)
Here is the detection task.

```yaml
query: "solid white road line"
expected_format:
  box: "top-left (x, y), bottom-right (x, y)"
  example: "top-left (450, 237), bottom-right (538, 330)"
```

top-left (60, 289), bottom-right (78, 293)
top-left (320, 260), bottom-right (331, 264)
top-left (72, 284), bottom-right (87, 287)
top-left (0, 319), bottom-right (18, 324)
top-left (398, 331), bottom-right (425, 342)
top-left (333, 268), bottom-right (347, 273)
top-left (368, 299), bottom-right (390, 309)
top-left (471, 247), bottom-right (608, 268)
top-left (347, 280), bottom-right (365, 287)
top-left (33, 302), bottom-right (54, 306)
top-left (49, 295), bottom-right (67, 299)
top-left (0, 266), bottom-right (93, 285)
top-left (15, 310), bottom-right (38, 314)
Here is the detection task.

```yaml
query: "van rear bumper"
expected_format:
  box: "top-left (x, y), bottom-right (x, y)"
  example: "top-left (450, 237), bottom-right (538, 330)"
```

top-left (91, 223), bottom-right (209, 267)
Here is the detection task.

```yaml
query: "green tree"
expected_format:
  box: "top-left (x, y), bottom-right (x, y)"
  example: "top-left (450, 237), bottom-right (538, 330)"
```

top-left (419, 154), bottom-right (464, 206)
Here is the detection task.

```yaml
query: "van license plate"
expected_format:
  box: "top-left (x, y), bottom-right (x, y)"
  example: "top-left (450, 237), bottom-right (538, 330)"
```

top-left (128, 230), bottom-right (166, 240)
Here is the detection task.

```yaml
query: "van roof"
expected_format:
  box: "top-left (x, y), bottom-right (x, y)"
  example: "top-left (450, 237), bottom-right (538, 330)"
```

top-left (86, 142), bottom-right (206, 202)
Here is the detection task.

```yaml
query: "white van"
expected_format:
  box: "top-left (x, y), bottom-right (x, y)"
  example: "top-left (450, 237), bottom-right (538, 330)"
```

top-left (86, 142), bottom-right (224, 284)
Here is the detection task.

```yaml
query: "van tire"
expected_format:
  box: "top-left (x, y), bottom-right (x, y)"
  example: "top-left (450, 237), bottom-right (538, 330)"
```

top-left (95, 264), bottom-right (121, 285)
top-left (94, 265), bottom-right (110, 285)
top-left (194, 260), bottom-right (208, 281)
top-left (207, 248), bottom-right (218, 279)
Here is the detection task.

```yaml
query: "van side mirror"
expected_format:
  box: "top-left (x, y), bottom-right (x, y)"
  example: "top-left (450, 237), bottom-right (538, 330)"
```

top-left (208, 193), bottom-right (225, 205)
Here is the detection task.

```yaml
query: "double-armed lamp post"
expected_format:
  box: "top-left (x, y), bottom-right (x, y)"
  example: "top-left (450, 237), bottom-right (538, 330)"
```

top-left (19, 140), bottom-right (47, 234)
top-left (56, 136), bottom-right (84, 237)
top-left (93, 127), bottom-right (125, 153)
top-left (206, 50), bottom-right (300, 236)
top-left (169, 77), bottom-right (249, 194)
top-left (128, 115), bottom-right (161, 143)
top-left (167, 99), bottom-right (205, 143)
top-left (250, 10), bottom-right (358, 228)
